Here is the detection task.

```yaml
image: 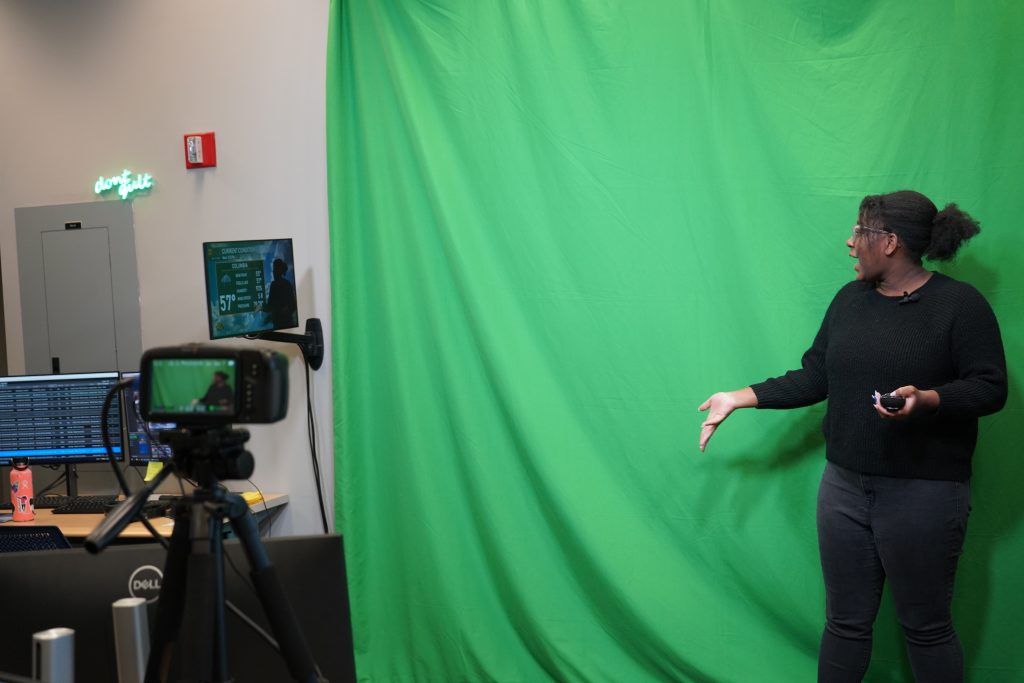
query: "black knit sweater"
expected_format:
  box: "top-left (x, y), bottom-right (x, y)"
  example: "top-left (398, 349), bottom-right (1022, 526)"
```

top-left (751, 272), bottom-right (1007, 481)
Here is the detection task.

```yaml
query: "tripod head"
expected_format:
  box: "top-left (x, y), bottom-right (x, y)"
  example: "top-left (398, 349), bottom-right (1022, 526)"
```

top-left (84, 425), bottom-right (254, 554)
top-left (158, 426), bottom-right (255, 487)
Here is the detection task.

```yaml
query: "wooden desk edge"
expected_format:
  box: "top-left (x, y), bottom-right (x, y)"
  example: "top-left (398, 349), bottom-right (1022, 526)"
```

top-left (5, 493), bottom-right (289, 539)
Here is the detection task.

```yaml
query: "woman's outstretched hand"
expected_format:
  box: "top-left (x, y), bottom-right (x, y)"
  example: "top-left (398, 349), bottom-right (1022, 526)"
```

top-left (698, 388), bottom-right (757, 452)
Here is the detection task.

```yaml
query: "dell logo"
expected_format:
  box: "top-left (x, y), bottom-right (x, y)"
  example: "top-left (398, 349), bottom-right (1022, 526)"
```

top-left (128, 565), bottom-right (163, 604)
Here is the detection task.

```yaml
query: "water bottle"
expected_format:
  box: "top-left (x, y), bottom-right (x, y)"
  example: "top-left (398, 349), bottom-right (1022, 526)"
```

top-left (10, 457), bottom-right (34, 522)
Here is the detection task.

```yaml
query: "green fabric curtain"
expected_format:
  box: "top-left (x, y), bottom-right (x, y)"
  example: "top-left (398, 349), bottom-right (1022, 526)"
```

top-left (327, 2), bottom-right (1023, 680)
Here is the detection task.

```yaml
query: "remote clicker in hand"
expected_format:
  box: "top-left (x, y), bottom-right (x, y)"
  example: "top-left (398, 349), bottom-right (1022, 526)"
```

top-left (879, 393), bottom-right (906, 412)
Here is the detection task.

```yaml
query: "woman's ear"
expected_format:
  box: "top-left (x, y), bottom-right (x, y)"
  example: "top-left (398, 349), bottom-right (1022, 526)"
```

top-left (884, 232), bottom-right (900, 257)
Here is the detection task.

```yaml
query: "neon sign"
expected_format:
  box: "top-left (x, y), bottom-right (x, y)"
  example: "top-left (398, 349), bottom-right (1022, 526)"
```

top-left (94, 169), bottom-right (153, 200)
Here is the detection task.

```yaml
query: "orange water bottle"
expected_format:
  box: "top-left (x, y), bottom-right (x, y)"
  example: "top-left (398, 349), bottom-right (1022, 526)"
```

top-left (10, 457), bottom-right (34, 522)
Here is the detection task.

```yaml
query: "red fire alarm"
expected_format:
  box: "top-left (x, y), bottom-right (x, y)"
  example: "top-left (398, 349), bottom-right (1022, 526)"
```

top-left (184, 132), bottom-right (217, 168)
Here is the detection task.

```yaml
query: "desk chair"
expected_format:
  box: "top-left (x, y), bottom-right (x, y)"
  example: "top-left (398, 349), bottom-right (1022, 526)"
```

top-left (0, 526), bottom-right (72, 553)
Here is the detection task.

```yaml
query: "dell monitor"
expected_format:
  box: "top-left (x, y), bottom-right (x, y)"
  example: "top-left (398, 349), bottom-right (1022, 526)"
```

top-left (0, 372), bottom-right (123, 465)
top-left (120, 372), bottom-right (175, 464)
top-left (0, 535), bottom-right (356, 682)
top-left (204, 238), bottom-right (299, 339)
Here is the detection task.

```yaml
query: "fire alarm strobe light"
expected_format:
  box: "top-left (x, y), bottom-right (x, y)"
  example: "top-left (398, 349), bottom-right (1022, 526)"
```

top-left (184, 132), bottom-right (217, 169)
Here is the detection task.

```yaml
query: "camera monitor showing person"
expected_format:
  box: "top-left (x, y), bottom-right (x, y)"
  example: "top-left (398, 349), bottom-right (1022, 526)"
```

top-left (148, 358), bottom-right (238, 418)
top-left (204, 238), bottom-right (299, 339)
top-left (140, 346), bottom-right (288, 427)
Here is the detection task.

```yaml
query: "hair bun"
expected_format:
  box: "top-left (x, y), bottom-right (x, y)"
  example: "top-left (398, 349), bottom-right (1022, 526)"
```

top-left (925, 202), bottom-right (981, 262)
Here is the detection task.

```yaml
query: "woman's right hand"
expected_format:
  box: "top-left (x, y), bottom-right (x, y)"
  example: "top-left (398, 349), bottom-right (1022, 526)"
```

top-left (697, 388), bottom-right (757, 452)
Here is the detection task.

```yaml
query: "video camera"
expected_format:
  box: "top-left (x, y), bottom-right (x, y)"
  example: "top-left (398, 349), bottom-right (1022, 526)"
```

top-left (139, 344), bottom-right (288, 426)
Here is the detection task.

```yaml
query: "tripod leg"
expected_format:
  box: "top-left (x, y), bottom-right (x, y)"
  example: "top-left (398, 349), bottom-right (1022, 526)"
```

top-left (145, 506), bottom-right (193, 683)
top-left (176, 503), bottom-right (230, 682)
top-left (226, 496), bottom-right (323, 683)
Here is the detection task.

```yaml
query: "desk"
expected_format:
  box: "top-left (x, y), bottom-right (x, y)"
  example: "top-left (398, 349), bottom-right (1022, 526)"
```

top-left (5, 493), bottom-right (288, 540)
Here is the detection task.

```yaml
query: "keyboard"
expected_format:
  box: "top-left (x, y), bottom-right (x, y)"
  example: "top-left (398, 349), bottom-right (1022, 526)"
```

top-left (49, 495), bottom-right (122, 515)
top-left (37, 494), bottom-right (122, 510)
top-left (2, 495), bottom-right (123, 513)
top-left (50, 498), bottom-right (173, 519)
top-left (0, 526), bottom-right (72, 552)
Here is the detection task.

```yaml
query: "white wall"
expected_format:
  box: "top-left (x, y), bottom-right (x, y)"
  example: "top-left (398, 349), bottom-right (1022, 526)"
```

top-left (0, 0), bottom-right (333, 535)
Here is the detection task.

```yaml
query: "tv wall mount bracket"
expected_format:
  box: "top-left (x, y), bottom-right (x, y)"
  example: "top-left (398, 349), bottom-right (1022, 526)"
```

top-left (252, 317), bottom-right (325, 371)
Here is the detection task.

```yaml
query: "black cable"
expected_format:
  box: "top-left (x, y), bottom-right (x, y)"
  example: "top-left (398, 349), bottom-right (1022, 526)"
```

top-left (305, 357), bottom-right (329, 533)
top-left (138, 413), bottom-right (174, 462)
top-left (216, 513), bottom-right (284, 654)
top-left (226, 597), bottom-right (280, 653)
top-left (101, 380), bottom-right (168, 548)
top-left (127, 392), bottom-right (179, 492)
top-left (35, 471), bottom-right (68, 498)
top-left (223, 548), bottom-right (258, 599)
top-left (99, 382), bottom-right (284, 657)
top-left (247, 478), bottom-right (272, 538)
top-left (126, 464), bottom-right (146, 485)
top-left (102, 379), bottom-right (135, 496)
top-left (32, 465), bottom-right (64, 500)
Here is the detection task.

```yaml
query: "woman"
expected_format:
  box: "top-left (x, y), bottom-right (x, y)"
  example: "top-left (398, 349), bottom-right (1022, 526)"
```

top-left (698, 190), bottom-right (1007, 682)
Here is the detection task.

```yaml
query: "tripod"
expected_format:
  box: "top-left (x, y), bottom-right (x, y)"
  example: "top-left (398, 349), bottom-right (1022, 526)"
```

top-left (87, 428), bottom-right (324, 683)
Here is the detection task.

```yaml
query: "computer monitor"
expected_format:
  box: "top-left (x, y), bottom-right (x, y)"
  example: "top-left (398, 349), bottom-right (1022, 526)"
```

top-left (120, 372), bottom-right (175, 464)
top-left (204, 238), bottom-right (299, 339)
top-left (0, 535), bottom-right (357, 682)
top-left (0, 372), bottom-right (123, 465)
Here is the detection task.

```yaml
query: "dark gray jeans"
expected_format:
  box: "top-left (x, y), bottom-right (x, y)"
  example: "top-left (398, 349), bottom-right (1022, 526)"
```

top-left (816, 461), bottom-right (971, 683)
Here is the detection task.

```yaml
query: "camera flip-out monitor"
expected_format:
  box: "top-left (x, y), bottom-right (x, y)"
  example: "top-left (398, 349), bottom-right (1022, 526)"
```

top-left (139, 346), bottom-right (288, 426)
top-left (203, 238), bottom-right (299, 340)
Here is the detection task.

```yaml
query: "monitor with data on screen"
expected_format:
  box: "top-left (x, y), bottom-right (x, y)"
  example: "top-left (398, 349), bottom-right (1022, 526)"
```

top-left (0, 372), bottom-right (123, 465)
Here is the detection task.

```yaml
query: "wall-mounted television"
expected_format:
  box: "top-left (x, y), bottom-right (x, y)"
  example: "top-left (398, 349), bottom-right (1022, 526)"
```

top-left (203, 238), bottom-right (299, 339)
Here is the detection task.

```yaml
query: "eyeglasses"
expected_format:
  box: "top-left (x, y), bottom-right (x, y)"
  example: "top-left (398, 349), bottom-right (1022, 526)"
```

top-left (852, 224), bottom-right (891, 239)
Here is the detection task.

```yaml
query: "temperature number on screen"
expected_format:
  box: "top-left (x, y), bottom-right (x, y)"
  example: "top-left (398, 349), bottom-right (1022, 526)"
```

top-left (219, 294), bottom-right (238, 312)
top-left (214, 260), bottom-right (265, 315)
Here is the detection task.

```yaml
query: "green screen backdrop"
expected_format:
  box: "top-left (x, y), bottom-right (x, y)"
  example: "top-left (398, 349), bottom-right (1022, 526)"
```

top-left (327, 2), bottom-right (1023, 681)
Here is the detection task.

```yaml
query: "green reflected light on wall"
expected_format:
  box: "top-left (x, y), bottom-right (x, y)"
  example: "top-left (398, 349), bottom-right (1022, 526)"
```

top-left (94, 169), bottom-right (153, 200)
